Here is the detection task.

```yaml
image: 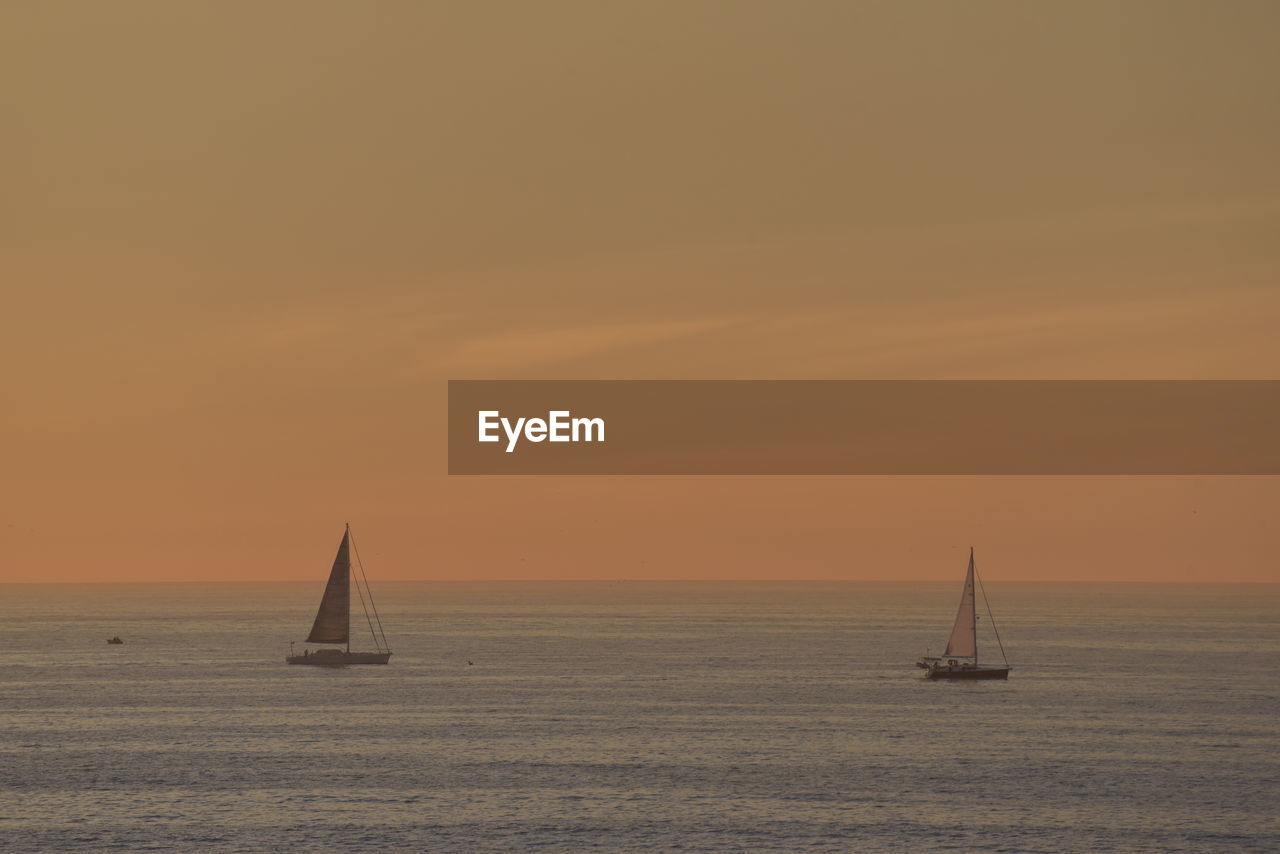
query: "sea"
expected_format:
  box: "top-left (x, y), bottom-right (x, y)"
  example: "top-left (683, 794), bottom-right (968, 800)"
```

top-left (1, 582), bottom-right (1276, 853)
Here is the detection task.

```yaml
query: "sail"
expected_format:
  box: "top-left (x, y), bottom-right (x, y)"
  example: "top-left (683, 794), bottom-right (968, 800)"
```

top-left (305, 530), bottom-right (350, 644)
top-left (943, 550), bottom-right (977, 658)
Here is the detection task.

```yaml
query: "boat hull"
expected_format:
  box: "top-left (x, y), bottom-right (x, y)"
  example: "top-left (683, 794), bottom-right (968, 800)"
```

top-left (286, 650), bottom-right (392, 666)
top-left (925, 665), bottom-right (1009, 680)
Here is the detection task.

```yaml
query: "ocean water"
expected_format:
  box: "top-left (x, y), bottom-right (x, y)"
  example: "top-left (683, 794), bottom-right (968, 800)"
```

top-left (1, 582), bottom-right (1277, 853)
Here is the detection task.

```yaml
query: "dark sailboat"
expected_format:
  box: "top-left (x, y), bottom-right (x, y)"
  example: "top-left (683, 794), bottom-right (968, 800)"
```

top-left (916, 548), bottom-right (1010, 680)
top-left (286, 524), bottom-right (392, 666)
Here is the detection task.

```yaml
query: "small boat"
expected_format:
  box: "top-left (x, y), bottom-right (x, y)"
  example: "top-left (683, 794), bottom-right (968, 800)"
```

top-left (106, 636), bottom-right (123, 645)
top-left (916, 548), bottom-right (1011, 680)
top-left (286, 524), bottom-right (392, 666)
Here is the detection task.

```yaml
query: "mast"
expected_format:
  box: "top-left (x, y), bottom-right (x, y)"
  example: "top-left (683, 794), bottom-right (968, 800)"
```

top-left (971, 548), bottom-right (978, 667)
top-left (346, 522), bottom-right (351, 654)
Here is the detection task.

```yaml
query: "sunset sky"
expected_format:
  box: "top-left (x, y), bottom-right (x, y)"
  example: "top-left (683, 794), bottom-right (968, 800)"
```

top-left (3, 2), bottom-right (1277, 583)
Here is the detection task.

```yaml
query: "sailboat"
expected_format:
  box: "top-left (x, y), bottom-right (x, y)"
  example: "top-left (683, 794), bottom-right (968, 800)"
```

top-left (916, 548), bottom-right (1010, 680)
top-left (286, 524), bottom-right (392, 666)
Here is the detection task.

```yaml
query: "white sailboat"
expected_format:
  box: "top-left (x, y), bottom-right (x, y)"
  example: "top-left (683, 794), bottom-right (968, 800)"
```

top-left (286, 524), bottom-right (392, 666)
top-left (916, 548), bottom-right (1010, 679)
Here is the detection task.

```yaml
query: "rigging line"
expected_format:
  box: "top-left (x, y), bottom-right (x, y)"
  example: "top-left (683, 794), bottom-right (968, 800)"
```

top-left (349, 529), bottom-right (390, 651)
top-left (352, 535), bottom-right (389, 652)
top-left (349, 542), bottom-right (380, 650)
top-left (975, 563), bottom-right (1010, 667)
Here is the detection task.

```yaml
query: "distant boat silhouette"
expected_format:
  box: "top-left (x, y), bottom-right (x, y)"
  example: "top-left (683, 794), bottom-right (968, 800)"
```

top-left (916, 548), bottom-right (1011, 680)
top-left (286, 524), bottom-right (392, 666)
top-left (106, 636), bottom-right (123, 645)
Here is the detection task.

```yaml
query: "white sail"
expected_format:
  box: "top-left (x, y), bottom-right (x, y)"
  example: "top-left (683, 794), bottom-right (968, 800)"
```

top-left (943, 549), bottom-right (977, 658)
top-left (305, 529), bottom-right (350, 644)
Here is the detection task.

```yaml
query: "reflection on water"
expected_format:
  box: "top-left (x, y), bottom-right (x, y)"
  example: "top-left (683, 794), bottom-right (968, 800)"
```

top-left (2, 582), bottom-right (1276, 852)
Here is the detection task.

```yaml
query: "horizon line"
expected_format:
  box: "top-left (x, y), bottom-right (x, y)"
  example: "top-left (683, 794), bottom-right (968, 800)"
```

top-left (2, 578), bottom-right (1276, 586)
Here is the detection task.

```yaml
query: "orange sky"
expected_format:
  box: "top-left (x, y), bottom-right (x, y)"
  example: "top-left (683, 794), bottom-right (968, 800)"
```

top-left (3, 2), bottom-right (1277, 583)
